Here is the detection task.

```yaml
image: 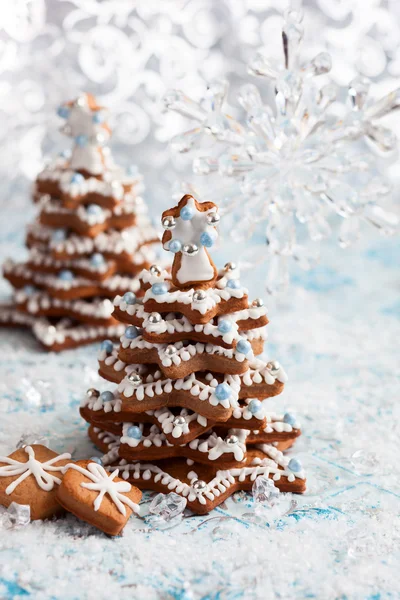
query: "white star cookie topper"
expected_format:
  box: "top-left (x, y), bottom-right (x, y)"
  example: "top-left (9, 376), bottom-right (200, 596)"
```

top-left (57, 93), bottom-right (112, 175)
top-left (161, 195), bottom-right (220, 289)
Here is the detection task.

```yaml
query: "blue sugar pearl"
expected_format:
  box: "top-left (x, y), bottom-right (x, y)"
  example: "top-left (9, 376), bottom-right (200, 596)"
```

top-left (23, 285), bottom-right (36, 296)
top-left (125, 326), bottom-right (139, 340)
top-left (52, 228), bottom-right (67, 242)
top-left (200, 231), bottom-right (216, 248)
top-left (217, 319), bottom-right (232, 334)
top-left (92, 111), bottom-right (105, 124)
top-left (75, 134), bottom-right (88, 147)
top-left (86, 204), bottom-right (103, 215)
top-left (59, 150), bottom-right (71, 159)
top-left (227, 279), bottom-right (240, 289)
top-left (71, 172), bottom-right (84, 184)
top-left (100, 339), bottom-right (113, 354)
top-left (127, 425), bottom-right (142, 440)
top-left (127, 165), bottom-right (139, 176)
top-left (236, 339), bottom-right (251, 355)
top-left (215, 383), bottom-right (231, 401)
top-left (57, 105), bottom-right (70, 119)
top-left (283, 413), bottom-right (297, 426)
top-left (90, 253), bottom-right (105, 267)
top-left (152, 282), bottom-right (168, 295)
top-left (180, 205), bottom-right (194, 220)
top-left (123, 291), bottom-right (136, 305)
top-left (288, 458), bottom-right (302, 473)
top-left (89, 456), bottom-right (103, 465)
top-left (58, 269), bottom-right (74, 281)
top-left (100, 390), bottom-right (114, 403)
top-left (248, 399), bottom-right (262, 415)
top-left (169, 239), bottom-right (182, 253)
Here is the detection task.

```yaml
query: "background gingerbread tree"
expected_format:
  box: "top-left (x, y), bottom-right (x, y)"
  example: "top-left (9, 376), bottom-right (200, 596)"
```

top-left (0, 93), bottom-right (159, 351)
top-left (80, 194), bottom-right (306, 514)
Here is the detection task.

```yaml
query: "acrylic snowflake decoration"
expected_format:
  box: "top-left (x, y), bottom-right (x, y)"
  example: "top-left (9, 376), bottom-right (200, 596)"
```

top-left (164, 10), bottom-right (399, 293)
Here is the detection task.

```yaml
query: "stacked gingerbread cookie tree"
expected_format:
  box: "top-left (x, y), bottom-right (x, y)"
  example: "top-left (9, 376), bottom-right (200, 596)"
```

top-left (80, 195), bottom-right (306, 513)
top-left (0, 93), bottom-right (158, 351)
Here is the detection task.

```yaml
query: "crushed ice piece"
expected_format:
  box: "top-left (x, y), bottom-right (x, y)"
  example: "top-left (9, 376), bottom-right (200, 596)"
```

top-left (148, 492), bottom-right (187, 529)
top-left (2, 502), bottom-right (31, 529)
top-left (20, 377), bottom-right (55, 410)
top-left (16, 432), bottom-right (48, 448)
top-left (350, 449), bottom-right (380, 475)
top-left (252, 476), bottom-right (280, 506)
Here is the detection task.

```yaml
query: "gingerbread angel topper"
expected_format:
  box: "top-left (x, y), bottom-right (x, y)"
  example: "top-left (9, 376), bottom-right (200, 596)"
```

top-left (57, 93), bottom-right (112, 176)
top-left (161, 195), bottom-right (220, 289)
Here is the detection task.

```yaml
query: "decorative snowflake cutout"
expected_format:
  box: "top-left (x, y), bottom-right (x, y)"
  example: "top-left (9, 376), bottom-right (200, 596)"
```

top-left (164, 10), bottom-right (399, 293)
top-left (67, 462), bottom-right (140, 516)
top-left (0, 446), bottom-right (71, 495)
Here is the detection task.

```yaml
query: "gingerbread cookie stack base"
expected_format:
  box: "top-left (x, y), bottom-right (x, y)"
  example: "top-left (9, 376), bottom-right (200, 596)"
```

top-left (0, 93), bottom-right (159, 351)
top-left (80, 195), bottom-right (306, 514)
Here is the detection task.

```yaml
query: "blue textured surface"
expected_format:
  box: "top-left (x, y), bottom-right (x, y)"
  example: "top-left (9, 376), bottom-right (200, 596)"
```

top-left (0, 208), bottom-right (399, 599)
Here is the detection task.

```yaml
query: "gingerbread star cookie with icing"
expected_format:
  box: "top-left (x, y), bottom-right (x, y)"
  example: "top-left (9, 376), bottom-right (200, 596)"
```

top-left (93, 428), bottom-right (305, 515)
top-left (0, 445), bottom-right (71, 520)
top-left (37, 193), bottom-right (137, 238)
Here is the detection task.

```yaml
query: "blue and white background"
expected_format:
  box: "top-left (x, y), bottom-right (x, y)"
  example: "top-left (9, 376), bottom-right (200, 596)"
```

top-left (0, 1), bottom-right (400, 599)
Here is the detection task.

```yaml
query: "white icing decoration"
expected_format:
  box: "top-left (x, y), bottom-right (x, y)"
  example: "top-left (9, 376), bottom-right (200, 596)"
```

top-left (0, 446), bottom-right (71, 495)
top-left (113, 304), bottom-right (268, 346)
top-left (118, 370), bottom-right (241, 410)
top-left (6, 262), bottom-right (141, 295)
top-left (141, 273), bottom-right (248, 314)
top-left (109, 442), bottom-right (304, 506)
top-left (66, 462), bottom-right (139, 516)
top-left (15, 289), bottom-right (115, 321)
top-left (119, 336), bottom-right (252, 366)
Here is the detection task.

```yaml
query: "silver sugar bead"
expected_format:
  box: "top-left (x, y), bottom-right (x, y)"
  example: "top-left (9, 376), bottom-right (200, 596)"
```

top-left (266, 360), bottom-right (280, 376)
top-left (192, 479), bottom-right (207, 492)
top-left (225, 434), bottom-right (239, 445)
top-left (110, 180), bottom-right (120, 189)
top-left (75, 96), bottom-right (86, 107)
top-left (127, 372), bottom-right (143, 386)
top-left (148, 312), bottom-right (162, 324)
top-left (162, 216), bottom-right (176, 230)
top-left (182, 243), bottom-right (199, 256)
top-left (173, 416), bottom-right (186, 427)
top-left (207, 212), bottom-right (220, 225)
top-left (149, 264), bottom-right (162, 276)
top-left (93, 132), bottom-right (107, 145)
top-left (87, 388), bottom-right (100, 398)
top-left (192, 290), bottom-right (206, 302)
top-left (165, 345), bottom-right (178, 356)
top-left (252, 298), bottom-right (264, 307)
top-left (224, 262), bottom-right (237, 271)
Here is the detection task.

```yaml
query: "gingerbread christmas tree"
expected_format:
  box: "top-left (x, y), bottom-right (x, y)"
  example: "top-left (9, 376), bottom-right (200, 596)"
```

top-left (80, 194), bottom-right (306, 513)
top-left (0, 93), bottom-right (159, 351)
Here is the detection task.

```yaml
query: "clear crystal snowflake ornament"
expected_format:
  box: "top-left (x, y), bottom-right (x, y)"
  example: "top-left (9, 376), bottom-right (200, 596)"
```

top-left (165, 10), bottom-right (399, 293)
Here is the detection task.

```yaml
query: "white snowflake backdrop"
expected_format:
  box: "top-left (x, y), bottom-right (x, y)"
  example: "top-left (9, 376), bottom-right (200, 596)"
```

top-left (1, 0), bottom-right (400, 212)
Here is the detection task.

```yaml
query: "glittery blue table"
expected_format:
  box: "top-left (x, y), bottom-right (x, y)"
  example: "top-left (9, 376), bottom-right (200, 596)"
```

top-left (0, 205), bottom-right (399, 600)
